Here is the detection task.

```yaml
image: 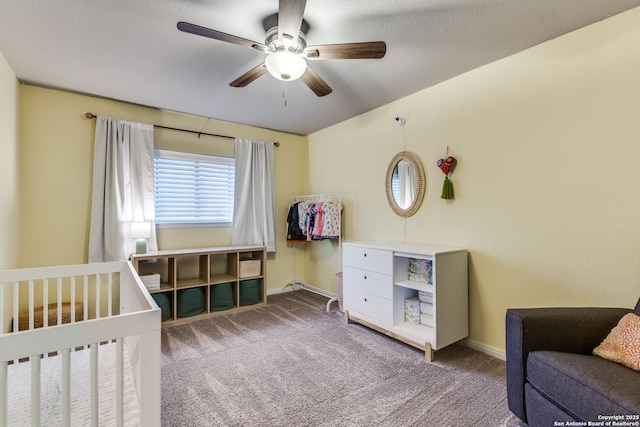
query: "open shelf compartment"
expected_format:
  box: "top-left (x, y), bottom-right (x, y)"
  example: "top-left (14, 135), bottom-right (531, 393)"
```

top-left (210, 251), bottom-right (237, 284)
top-left (176, 254), bottom-right (209, 289)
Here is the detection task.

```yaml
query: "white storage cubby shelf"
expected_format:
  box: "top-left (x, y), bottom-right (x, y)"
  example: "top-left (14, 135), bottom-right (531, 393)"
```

top-left (342, 241), bottom-right (468, 362)
top-left (130, 245), bottom-right (266, 327)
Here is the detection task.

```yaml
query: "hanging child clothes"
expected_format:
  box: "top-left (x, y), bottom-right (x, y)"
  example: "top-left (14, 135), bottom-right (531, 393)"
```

top-left (319, 200), bottom-right (341, 238)
top-left (286, 202), bottom-right (307, 242)
top-left (288, 199), bottom-right (342, 241)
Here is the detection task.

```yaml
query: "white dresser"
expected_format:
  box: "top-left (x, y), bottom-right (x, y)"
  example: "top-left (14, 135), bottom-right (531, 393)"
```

top-left (343, 241), bottom-right (468, 361)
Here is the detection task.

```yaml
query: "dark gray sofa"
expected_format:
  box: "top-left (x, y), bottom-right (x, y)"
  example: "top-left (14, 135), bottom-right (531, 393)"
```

top-left (506, 298), bottom-right (640, 426)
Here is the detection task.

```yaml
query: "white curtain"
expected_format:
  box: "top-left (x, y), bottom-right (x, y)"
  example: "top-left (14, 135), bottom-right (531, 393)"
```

top-left (232, 138), bottom-right (276, 252)
top-left (88, 116), bottom-right (157, 262)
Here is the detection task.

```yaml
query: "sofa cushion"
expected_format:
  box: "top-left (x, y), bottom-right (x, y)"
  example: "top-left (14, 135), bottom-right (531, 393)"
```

top-left (525, 383), bottom-right (579, 426)
top-left (526, 351), bottom-right (640, 421)
top-left (594, 313), bottom-right (640, 372)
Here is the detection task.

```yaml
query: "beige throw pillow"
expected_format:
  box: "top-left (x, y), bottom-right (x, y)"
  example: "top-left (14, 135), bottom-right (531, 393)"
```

top-left (593, 313), bottom-right (640, 372)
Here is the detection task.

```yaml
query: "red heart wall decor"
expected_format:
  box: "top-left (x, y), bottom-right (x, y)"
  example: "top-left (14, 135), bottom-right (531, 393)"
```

top-left (437, 155), bottom-right (457, 200)
top-left (437, 156), bottom-right (457, 175)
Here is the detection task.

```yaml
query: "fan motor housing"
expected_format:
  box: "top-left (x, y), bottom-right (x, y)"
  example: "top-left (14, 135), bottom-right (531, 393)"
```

top-left (265, 27), bottom-right (307, 53)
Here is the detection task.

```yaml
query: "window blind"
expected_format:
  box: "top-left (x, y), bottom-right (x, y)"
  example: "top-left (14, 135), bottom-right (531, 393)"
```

top-left (154, 149), bottom-right (235, 225)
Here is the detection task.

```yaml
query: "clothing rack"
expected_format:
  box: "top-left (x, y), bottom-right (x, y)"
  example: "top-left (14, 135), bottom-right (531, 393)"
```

top-left (283, 192), bottom-right (342, 312)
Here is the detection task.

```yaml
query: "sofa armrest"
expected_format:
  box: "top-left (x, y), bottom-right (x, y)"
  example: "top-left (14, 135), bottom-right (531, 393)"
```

top-left (505, 306), bottom-right (631, 423)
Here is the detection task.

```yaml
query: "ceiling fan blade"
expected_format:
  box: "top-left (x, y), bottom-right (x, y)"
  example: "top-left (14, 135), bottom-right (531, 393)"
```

top-left (278, 0), bottom-right (306, 46)
top-left (305, 41), bottom-right (387, 60)
top-left (301, 67), bottom-right (332, 97)
top-left (177, 21), bottom-right (267, 51)
top-left (230, 63), bottom-right (268, 87)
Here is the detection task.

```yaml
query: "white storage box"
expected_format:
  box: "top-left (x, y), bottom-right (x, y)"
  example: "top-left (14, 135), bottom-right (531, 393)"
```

top-left (239, 259), bottom-right (261, 278)
top-left (139, 273), bottom-right (161, 290)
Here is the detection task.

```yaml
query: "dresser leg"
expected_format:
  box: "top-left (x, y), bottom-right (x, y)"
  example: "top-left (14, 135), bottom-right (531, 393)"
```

top-left (344, 310), bottom-right (350, 325)
top-left (424, 342), bottom-right (433, 362)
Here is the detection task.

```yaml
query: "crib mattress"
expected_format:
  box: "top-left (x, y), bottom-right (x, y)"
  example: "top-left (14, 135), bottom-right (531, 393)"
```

top-left (7, 342), bottom-right (141, 426)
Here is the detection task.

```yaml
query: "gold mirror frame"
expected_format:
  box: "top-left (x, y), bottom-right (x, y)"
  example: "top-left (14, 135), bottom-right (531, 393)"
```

top-left (385, 151), bottom-right (426, 217)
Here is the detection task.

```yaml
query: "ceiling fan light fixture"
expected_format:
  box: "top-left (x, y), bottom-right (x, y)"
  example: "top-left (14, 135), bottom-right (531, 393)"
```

top-left (265, 50), bottom-right (307, 81)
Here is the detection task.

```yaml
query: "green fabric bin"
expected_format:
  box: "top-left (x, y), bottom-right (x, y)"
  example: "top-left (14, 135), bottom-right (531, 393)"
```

top-left (177, 287), bottom-right (205, 318)
top-left (210, 282), bottom-right (234, 311)
top-left (240, 279), bottom-right (260, 306)
top-left (152, 292), bottom-right (172, 322)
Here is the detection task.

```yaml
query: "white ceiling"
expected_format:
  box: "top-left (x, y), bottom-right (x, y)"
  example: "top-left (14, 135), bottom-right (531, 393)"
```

top-left (1, 0), bottom-right (639, 135)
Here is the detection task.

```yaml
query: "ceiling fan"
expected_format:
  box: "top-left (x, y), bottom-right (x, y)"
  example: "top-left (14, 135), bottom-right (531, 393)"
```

top-left (177, 0), bottom-right (386, 97)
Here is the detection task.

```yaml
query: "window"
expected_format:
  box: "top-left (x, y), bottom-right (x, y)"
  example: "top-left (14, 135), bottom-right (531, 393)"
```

top-left (154, 149), bottom-right (235, 226)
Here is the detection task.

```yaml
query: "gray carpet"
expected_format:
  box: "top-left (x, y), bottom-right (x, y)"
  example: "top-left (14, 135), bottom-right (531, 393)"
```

top-left (160, 290), bottom-right (525, 426)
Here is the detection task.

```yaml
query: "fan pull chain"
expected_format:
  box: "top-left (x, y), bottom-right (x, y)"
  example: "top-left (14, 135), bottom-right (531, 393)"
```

top-left (282, 81), bottom-right (288, 107)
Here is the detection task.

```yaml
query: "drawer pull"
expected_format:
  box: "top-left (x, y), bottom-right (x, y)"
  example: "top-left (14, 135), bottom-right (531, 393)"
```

top-left (364, 275), bottom-right (367, 280)
top-left (364, 298), bottom-right (368, 302)
top-left (363, 253), bottom-right (367, 257)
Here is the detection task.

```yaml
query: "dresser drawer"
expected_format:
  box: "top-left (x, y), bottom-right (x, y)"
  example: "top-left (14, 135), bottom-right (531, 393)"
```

top-left (343, 244), bottom-right (392, 274)
top-left (343, 266), bottom-right (392, 300)
top-left (344, 288), bottom-right (393, 324)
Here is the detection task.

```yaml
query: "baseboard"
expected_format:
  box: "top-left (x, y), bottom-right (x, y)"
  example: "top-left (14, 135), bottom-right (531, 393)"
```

top-left (464, 338), bottom-right (506, 361)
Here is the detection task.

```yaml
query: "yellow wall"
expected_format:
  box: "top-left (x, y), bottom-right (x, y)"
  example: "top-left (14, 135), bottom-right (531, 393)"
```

top-left (307, 7), bottom-right (640, 353)
top-left (18, 86), bottom-right (308, 293)
top-left (0, 52), bottom-right (20, 270)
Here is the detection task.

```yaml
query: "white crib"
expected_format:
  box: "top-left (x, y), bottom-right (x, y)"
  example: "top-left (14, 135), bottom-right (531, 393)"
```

top-left (0, 261), bottom-right (161, 426)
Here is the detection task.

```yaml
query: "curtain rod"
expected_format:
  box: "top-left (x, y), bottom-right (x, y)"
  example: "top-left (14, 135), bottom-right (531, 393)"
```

top-left (84, 112), bottom-right (279, 147)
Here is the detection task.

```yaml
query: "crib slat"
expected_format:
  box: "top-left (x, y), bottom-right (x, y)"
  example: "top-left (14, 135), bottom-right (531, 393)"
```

top-left (29, 280), bottom-right (34, 330)
top-left (12, 282), bottom-right (18, 334)
top-left (108, 273), bottom-right (113, 317)
top-left (90, 343), bottom-right (98, 426)
top-left (31, 355), bottom-right (41, 427)
top-left (43, 279), bottom-right (48, 328)
top-left (0, 361), bottom-right (7, 427)
top-left (62, 348), bottom-right (71, 426)
top-left (71, 276), bottom-right (76, 324)
top-left (57, 277), bottom-right (63, 327)
top-left (83, 274), bottom-right (89, 322)
top-left (96, 274), bottom-right (101, 320)
top-left (117, 338), bottom-right (124, 427)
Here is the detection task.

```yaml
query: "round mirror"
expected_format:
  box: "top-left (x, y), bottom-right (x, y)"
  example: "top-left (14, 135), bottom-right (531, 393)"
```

top-left (385, 151), bottom-right (426, 217)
